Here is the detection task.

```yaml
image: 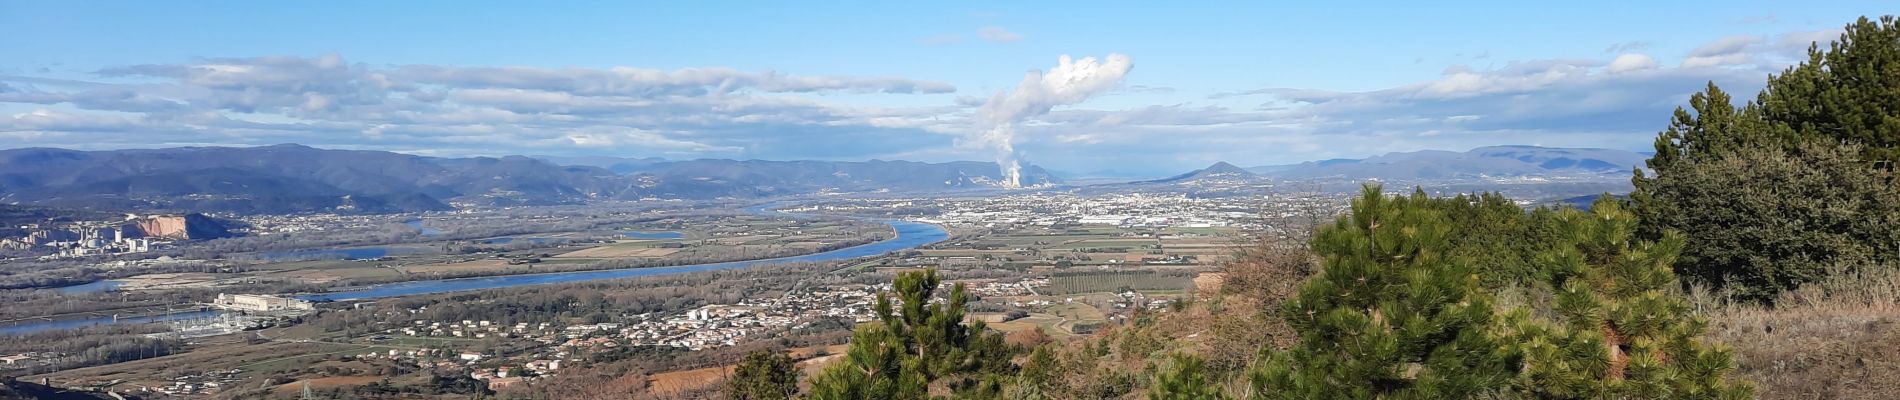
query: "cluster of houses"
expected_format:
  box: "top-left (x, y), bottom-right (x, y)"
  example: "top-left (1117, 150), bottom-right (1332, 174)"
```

top-left (586, 285), bottom-right (886, 351)
top-left (966, 278), bottom-right (1050, 297)
top-left (466, 360), bottom-right (561, 390)
top-left (334, 344), bottom-right (566, 391)
top-left (362, 280), bottom-right (1136, 391)
top-left (130, 369), bottom-right (244, 397)
top-left (815, 192), bottom-right (1283, 230)
top-left (399, 320), bottom-right (554, 339)
top-left (397, 285), bottom-right (892, 353)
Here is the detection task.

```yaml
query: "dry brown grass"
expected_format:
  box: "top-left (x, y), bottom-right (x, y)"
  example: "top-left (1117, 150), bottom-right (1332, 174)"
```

top-left (645, 364), bottom-right (734, 396)
top-left (642, 344), bottom-right (852, 397)
top-left (1700, 265), bottom-right (1900, 399)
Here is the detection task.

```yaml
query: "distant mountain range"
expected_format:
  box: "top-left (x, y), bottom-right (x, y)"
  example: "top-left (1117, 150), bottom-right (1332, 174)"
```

top-left (0, 144), bottom-right (1643, 214)
top-left (0, 145), bottom-right (1054, 214)
top-left (530, 155), bottom-right (669, 174)
top-left (1245, 145), bottom-right (1648, 181)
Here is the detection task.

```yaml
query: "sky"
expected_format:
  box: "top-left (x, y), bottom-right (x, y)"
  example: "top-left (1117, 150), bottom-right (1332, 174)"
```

top-left (0, 1), bottom-right (1885, 176)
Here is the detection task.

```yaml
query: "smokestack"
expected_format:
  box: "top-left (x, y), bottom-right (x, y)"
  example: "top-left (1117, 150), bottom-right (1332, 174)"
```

top-left (975, 54), bottom-right (1133, 187)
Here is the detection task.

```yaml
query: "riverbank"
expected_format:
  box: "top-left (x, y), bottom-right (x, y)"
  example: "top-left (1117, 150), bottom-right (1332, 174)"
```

top-left (3, 211), bottom-right (947, 334)
top-left (298, 219), bottom-right (945, 301)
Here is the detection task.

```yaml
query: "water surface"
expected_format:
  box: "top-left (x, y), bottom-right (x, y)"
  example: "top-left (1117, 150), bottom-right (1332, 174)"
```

top-left (4, 204), bottom-right (942, 334)
top-left (301, 220), bottom-right (941, 301)
top-left (622, 231), bottom-right (684, 239)
top-left (0, 309), bottom-right (220, 336)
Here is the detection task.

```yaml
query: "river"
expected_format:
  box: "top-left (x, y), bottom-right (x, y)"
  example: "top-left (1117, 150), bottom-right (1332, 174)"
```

top-left (2, 205), bottom-right (944, 334)
top-left (0, 309), bottom-right (221, 336)
top-left (298, 219), bottom-right (941, 301)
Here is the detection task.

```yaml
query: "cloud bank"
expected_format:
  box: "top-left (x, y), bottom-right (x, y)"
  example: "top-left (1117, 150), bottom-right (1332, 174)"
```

top-left (0, 55), bottom-right (962, 160)
top-left (0, 26), bottom-right (1841, 175)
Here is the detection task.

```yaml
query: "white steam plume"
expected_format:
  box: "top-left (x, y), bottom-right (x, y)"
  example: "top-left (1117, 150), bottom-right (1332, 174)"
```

top-left (976, 54), bottom-right (1133, 187)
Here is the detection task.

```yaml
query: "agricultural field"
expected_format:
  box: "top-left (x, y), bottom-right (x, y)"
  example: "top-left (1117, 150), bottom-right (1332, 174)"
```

top-left (93, 214), bottom-right (892, 292)
top-left (1044, 271), bottom-right (1197, 295)
top-left (983, 295), bottom-right (1129, 336)
top-left (27, 336), bottom-right (393, 392)
top-left (553, 243), bottom-right (683, 258)
top-left (873, 224), bottom-right (1233, 337)
top-left (902, 224), bottom-right (1245, 269)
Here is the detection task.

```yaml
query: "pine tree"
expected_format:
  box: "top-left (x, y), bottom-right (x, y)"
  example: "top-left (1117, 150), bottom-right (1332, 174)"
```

top-left (1758, 16), bottom-right (1900, 166)
top-left (1503, 197), bottom-right (1752, 399)
top-left (806, 269), bottom-right (1014, 399)
top-left (1150, 353), bottom-right (1227, 400)
top-left (807, 294), bottom-right (927, 400)
top-left (728, 350), bottom-right (800, 400)
top-left (1016, 345), bottom-right (1058, 392)
top-left (1250, 185), bottom-right (1516, 399)
top-left (1633, 15), bottom-right (1900, 300)
top-left (1432, 191), bottom-right (1549, 289)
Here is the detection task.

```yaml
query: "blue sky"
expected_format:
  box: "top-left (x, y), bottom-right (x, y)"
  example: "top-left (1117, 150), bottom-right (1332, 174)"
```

top-left (0, 1), bottom-right (1885, 175)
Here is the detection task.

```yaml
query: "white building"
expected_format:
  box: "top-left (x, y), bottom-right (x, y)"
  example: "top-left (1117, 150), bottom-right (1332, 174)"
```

top-left (213, 294), bottom-right (315, 312)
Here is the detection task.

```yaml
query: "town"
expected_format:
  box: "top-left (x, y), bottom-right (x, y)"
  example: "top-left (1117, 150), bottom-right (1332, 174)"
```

top-left (0, 214), bottom-right (227, 259)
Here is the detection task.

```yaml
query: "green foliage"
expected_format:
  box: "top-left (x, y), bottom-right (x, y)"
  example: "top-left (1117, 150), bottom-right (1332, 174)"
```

top-left (1501, 197), bottom-right (1752, 399)
top-left (1638, 141), bottom-right (1900, 299)
top-left (1150, 353), bottom-right (1227, 400)
top-left (1633, 16), bottom-right (1900, 300)
top-left (1249, 188), bottom-right (1753, 399)
top-left (728, 350), bottom-right (800, 400)
top-left (1429, 191), bottom-right (1565, 289)
top-left (806, 320), bottom-right (925, 400)
top-left (1250, 185), bottom-right (1517, 399)
top-left (1016, 345), bottom-right (1058, 391)
top-left (806, 269), bottom-right (1014, 399)
top-left (1117, 327), bottom-right (1168, 363)
top-left (1757, 16), bottom-right (1900, 166)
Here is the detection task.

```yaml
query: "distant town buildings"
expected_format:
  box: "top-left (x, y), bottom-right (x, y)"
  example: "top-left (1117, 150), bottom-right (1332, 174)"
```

top-left (1, 213), bottom-right (230, 259)
top-left (798, 191), bottom-right (1345, 231)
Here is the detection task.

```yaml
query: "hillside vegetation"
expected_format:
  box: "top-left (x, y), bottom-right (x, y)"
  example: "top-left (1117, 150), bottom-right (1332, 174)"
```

top-left (699, 16), bottom-right (1900, 400)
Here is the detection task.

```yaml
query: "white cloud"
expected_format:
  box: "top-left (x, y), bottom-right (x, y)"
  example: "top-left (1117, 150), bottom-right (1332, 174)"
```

top-left (0, 24), bottom-right (1851, 174)
top-left (0, 55), bottom-right (964, 161)
top-left (392, 65), bottom-right (955, 95)
top-left (1096, 30), bottom-right (1836, 170)
top-left (1681, 35), bottom-right (1765, 68)
top-left (4, 108), bottom-right (140, 132)
top-left (1606, 53), bottom-right (1658, 73)
top-left (1775, 29), bottom-right (1840, 51)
